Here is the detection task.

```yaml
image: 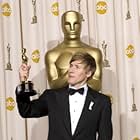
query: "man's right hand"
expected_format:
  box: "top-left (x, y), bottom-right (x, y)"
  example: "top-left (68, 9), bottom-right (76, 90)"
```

top-left (19, 64), bottom-right (31, 82)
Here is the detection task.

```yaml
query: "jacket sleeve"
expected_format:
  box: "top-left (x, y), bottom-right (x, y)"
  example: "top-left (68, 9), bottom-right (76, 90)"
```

top-left (15, 85), bottom-right (49, 118)
top-left (98, 96), bottom-right (113, 140)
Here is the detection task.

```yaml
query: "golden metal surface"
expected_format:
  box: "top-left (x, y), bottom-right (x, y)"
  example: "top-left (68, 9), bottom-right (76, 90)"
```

top-left (45, 11), bottom-right (102, 91)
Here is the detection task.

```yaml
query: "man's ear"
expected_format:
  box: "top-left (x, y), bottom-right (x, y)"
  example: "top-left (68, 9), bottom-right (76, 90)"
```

top-left (86, 70), bottom-right (92, 78)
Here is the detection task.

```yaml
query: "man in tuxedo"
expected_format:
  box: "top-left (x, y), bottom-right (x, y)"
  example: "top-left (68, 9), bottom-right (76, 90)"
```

top-left (16, 52), bottom-right (112, 140)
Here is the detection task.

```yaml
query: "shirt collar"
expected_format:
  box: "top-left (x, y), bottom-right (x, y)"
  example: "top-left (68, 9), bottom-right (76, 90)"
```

top-left (69, 83), bottom-right (88, 95)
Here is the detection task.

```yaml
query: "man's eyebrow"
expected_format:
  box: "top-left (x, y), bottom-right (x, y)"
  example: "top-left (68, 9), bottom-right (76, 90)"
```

top-left (77, 63), bottom-right (83, 65)
top-left (70, 60), bottom-right (83, 65)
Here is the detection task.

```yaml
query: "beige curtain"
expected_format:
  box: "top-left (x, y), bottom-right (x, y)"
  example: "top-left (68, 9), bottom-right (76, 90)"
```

top-left (0, 0), bottom-right (140, 140)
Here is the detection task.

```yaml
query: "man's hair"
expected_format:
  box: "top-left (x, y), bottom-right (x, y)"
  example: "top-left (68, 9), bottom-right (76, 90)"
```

top-left (70, 52), bottom-right (96, 78)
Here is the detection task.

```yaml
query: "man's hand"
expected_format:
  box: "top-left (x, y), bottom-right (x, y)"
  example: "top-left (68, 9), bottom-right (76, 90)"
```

top-left (19, 64), bottom-right (31, 82)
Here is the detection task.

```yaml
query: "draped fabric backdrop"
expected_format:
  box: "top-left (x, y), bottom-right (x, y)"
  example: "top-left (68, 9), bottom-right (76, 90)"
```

top-left (0, 0), bottom-right (140, 140)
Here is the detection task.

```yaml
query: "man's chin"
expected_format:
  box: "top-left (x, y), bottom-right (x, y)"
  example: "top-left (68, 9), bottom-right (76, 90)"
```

top-left (68, 80), bottom-right (75, 86)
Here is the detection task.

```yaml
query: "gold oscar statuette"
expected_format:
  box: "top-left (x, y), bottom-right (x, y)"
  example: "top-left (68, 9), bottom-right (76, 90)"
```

top-left (20, 48), bottom-right (37, 96)
top-left (76, 0), bottom-right (81, 13)
top-left (131, 84), bottom-right (137, 112)
top-left (126, 0), bottom-right (131, 20)
top-left (31, 0), bottom-right (37, 24)
top-left (102, 40), bottom-right (110, 67)
top-left (45, 11), bottom-right (102, 91)
top-left (126, 10), bottom-right (131, 20)
top-left (5, 43), bottom-right (12, 71)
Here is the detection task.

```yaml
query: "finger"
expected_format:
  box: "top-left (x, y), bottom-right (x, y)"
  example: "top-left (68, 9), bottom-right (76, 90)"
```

top-left (21, 64), bottom-right (30, 71)
top-left (27, 65), bottom-right (31, 70)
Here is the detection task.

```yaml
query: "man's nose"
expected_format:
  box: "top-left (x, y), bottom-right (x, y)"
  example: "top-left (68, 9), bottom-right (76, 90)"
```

top-left (69, 67), bottom-right (75, 73)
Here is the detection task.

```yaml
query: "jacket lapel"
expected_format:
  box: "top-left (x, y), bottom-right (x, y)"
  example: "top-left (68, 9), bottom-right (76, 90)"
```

top-left (56, 86), bottom-right (72, 136)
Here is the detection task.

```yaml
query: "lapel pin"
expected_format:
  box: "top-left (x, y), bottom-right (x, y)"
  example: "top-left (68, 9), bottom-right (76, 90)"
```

top-left (89, 101), bottom-right (94, 110)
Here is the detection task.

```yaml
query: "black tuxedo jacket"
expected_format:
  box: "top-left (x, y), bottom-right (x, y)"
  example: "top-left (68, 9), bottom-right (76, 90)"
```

top-left (16, 86), bottom-right (112, 140)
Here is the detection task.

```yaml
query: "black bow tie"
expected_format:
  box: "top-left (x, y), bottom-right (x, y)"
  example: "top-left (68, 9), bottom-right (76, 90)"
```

top-left (68, 88), bottom-right (84, 95)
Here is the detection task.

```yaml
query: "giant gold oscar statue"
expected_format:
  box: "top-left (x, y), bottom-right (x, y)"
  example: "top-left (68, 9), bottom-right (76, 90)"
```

top-left (45, 11), bottom-right (102, 91)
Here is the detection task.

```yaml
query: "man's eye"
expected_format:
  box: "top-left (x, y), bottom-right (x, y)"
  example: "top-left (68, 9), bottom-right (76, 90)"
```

top-left (70, 64), bottom-right (73, 67)
top-left (76, 65), bottom-right (80, 69)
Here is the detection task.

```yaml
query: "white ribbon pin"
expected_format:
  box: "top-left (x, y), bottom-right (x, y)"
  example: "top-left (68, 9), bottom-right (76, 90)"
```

top-left (88, 101), bottom-right (94, 110)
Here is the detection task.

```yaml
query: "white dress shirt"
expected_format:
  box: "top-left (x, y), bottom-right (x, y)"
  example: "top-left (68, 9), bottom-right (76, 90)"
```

top-left (69, 84), bottom-right (88, 135)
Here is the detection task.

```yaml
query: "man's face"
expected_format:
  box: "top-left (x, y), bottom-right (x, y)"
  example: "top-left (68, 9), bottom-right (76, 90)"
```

top-left (62, 12), bottom-right (82, 39)
top-left (68, 60), bottom-right (91, 88)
